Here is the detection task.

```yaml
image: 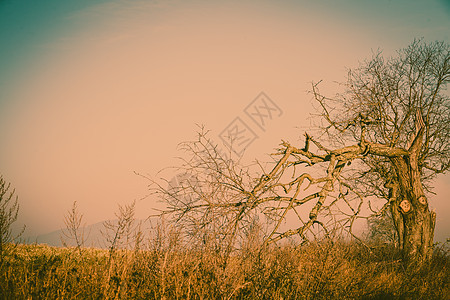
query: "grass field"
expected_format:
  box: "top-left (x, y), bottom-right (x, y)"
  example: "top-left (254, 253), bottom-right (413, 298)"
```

top-left (1, 238), bottom-right (448, 299)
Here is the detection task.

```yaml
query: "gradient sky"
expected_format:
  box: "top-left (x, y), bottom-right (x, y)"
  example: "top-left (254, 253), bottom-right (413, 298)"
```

top-left (0, 0), bottom-right (449, 241)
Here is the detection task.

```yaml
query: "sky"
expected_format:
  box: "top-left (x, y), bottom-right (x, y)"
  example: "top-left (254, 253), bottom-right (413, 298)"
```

top-left (0, 0), bottom-right (449, 242)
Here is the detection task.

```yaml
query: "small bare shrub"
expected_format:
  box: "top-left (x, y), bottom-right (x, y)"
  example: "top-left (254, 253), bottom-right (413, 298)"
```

top-left (61, 201), bottom-right (88, 256)
top-left (0, 176), bottom-right (24, 264)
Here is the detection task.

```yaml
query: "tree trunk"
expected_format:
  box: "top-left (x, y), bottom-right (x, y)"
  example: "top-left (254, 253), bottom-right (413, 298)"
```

top-left (390, 156), bottom-right (436, 264)
top-left (401, 199), bottom-right (436, 263)
top-left (387, 182), bottom-right (403, 249)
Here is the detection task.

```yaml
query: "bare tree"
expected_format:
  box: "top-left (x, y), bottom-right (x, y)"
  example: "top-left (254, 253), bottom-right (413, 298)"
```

top-left (102, 201), bottom-right (139, 254)
top-left (307, 39), bottom-right (449, 263)
top-left (61, 201), bottom-right (88, 256)
top-left (0, 176), bottom-right (24, 263)
top-left (101, 201), bottom-right (144, 299)
top-left (154, 40), bottom-right (449, 264)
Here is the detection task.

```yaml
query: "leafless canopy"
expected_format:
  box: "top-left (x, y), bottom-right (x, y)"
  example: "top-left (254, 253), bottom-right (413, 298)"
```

top-left (315, 39), bottom-right (449, 195)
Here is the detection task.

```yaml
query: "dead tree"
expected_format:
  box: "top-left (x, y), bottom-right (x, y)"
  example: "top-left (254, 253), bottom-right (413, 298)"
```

top-left (153, 40), bottom-right (449, 264)
top-left (307, 39), bottom-right (449, 262)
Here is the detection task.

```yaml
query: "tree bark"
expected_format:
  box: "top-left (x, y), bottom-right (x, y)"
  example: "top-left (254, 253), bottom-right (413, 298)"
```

top-left (385, 180), bottom-right (403, 249)
top-left (390, 155), bottom-right (436, 264)
top-left (380, 111), bottom-right (436, 264)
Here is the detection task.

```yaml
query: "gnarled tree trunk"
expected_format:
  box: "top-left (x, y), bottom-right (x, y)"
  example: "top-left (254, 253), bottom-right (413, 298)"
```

top-left (387, 113), bottom-right (436, 263)
top-left (389, 156), bottom-right (436, 263)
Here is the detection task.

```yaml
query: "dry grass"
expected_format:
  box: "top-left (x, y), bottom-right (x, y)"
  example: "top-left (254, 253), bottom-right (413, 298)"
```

top-left (0, 237), bottom-right (448, 299)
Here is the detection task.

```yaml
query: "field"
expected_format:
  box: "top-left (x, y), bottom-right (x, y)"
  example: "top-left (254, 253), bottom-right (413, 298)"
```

top-left (1, 239), bottom-right (448, 299)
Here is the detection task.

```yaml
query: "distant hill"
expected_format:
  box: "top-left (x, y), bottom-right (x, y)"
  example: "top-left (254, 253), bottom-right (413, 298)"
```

top-left (25, 219), bottom-right (153, 248)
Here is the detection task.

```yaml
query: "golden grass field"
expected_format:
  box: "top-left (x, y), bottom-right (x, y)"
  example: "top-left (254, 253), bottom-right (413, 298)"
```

top-left (1, 238), bottom-right (448, 299)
